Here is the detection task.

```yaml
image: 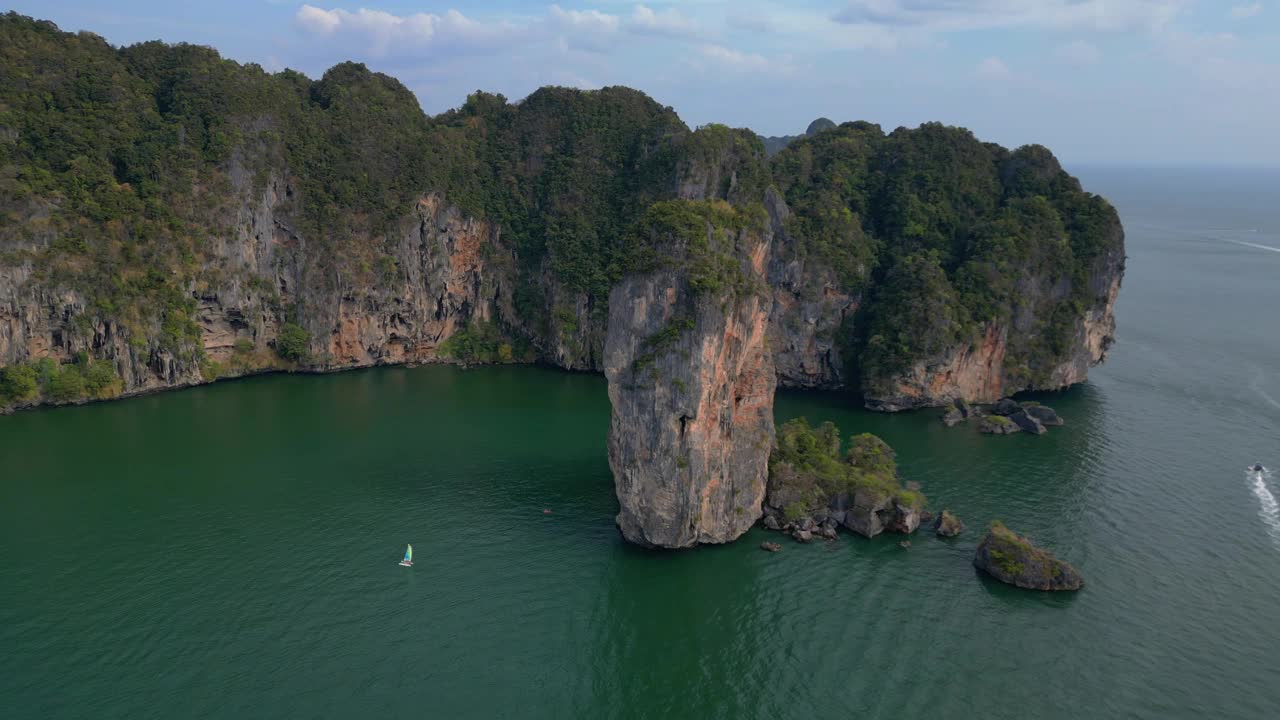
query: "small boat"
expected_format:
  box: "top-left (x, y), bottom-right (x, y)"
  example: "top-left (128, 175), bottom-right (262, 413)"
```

top-left (399, 544), bottom-right (413, 567)
top-left (1253, 464), bottom-right (1266, 474)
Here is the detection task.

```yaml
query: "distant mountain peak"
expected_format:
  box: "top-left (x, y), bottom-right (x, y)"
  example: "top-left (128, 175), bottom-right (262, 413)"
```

top-left (805, 117), bottom-right (836, 136)
top-left (761, 117), bottom-right (838, 156)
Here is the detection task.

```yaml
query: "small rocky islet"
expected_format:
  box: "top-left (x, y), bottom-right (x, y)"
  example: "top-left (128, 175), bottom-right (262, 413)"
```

top-left (974, 521), bottom-right (1084, 591)
top-left (753, 418), bottom-right (1082, 592)
top-left (760, 418), bottom-right (924, 543)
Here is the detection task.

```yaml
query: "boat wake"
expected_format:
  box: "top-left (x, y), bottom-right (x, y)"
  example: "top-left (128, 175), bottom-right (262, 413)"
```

top-left (1248, 368), bottom-right (1280, 413)
top-left (1223, 238), bottom-right (1280, 254)
top-left (1249, 468), bottom-right (1280, 549)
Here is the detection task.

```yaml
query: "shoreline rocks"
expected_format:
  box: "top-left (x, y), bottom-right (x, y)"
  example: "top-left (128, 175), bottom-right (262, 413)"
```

top-left (1007, 409), bottom-right (1047, 435)
top-left (1024, 404), bottom-right (1063, 426)
top-left (948, 398), bottom-right (1065, 436)
top-left (973, 521), bottom-right (1083, 591)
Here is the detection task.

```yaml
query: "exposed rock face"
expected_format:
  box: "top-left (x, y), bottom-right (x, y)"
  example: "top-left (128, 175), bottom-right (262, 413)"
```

top-left (604, 214), bottom-right (776, 548)
top-left (0, 171), bottom-right (514, 411)
top-left (867, 325), bottom-right (1009, 412)
top-left (766, 198), bottom-right (857, 390)
top-left (974, 522), bottom-right (1084, 591)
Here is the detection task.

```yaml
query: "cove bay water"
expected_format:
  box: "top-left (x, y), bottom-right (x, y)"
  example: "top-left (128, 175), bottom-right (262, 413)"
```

top-left (2, 167), bottom-right (1279, 719)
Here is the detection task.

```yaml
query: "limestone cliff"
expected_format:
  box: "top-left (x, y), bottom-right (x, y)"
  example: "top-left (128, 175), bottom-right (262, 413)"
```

top-left (0, 166), bottom-right (513, 410)
top-left (604, 203), bottom-right (775, 548)
top-left (764, 195), bottom-right (858, 390)
top-left (1, 14), bottom-right (1126, 427)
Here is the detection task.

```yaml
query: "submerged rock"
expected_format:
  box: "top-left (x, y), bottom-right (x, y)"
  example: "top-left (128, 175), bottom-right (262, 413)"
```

top-left (760, 542), bottom-right (782, 552)
top-left (792, 529), bottom-right (813, 543)
top-left (934, 510), bottom-right (964, 537)
top-left (974, 522), bottom-right (1083, 591)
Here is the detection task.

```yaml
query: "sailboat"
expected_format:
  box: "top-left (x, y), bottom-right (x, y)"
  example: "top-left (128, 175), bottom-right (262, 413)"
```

top-left (399, 544), bottom-right (413, 567)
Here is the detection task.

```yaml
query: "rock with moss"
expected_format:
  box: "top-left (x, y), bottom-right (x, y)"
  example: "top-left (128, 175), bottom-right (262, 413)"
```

top-left (974, 522), bottom-right (1083, 591)
top-left (941, 404), bottom-right (965, 427)
top-left (978, 415), bottom-right (1020, 435)
top-left (934, 510), bottom-right (964, 537)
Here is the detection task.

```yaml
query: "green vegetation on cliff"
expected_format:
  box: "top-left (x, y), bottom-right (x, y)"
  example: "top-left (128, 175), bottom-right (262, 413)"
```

top-left (438, 321), bottom-right (531, 364)
top-left (0, 354), bottom-right (122, 406)
top-left (625, 199), bottom-right (768, 297)
top-left (772, 122), bottom-right (1121, 389)
top-left (0, 12), bottom-right (1122, 407)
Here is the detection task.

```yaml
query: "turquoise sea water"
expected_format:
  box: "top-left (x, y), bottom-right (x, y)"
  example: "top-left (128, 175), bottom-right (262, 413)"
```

top-left (2, 168), bottom-right (1278, 719)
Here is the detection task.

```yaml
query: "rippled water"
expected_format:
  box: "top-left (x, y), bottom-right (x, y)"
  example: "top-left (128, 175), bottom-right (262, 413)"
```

top-left (2, 168), bottom-right (1279, 719)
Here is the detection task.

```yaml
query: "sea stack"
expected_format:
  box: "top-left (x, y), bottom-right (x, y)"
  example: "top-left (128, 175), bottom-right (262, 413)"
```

top-left (604, 199), bottom-right (776, 548)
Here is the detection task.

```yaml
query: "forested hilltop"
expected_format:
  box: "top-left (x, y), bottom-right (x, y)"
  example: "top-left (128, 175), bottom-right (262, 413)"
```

top-left (0, 13), bottom-right (1124, 413)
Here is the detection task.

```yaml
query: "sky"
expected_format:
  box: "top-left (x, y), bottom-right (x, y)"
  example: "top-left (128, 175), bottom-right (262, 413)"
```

top-left (10, 1), bottom-right (1280, 167)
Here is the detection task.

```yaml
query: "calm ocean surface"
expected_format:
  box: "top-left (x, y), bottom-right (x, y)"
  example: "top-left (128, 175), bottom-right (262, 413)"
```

top-left (2, 167), bottom-right (1278, 719)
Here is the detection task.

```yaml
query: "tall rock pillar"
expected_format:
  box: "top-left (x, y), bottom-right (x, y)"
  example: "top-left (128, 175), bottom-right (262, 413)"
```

top-left (604, 202), bottom-right (776, 548)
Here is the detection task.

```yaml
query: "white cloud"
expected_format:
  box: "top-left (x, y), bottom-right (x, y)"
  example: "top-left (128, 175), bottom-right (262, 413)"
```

top-left (699, 44), bottom-right (792, 74)
top-left (549, 5), bottom-right (621, 35)
top-left (296, 4), bottom-right (705, 58)
top-left (629, 5), bottom-right (699, 37)
top-left (833, 0), bottom-right (1186, 33)
top-left (975, 56), bottom-right (1011, 79)
top-left (548, 4), bottom-right (621, 52)
top-left (296, 5), bottom-right (341, 35)
top-left (1057, 39), bottom-right (1102, 66)
top-left (1229, 3), bottom-right (1263, 19)
top-left (293, 5), bottom-right (516, 56)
